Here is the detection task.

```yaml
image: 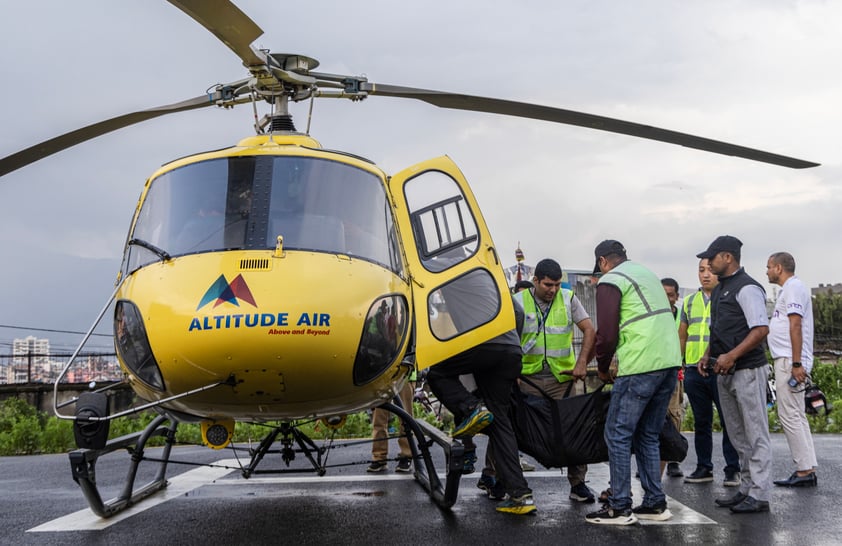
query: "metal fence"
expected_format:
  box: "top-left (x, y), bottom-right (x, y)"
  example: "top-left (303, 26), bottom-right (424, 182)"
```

top-left (0, 352), bottom-right (122, 385)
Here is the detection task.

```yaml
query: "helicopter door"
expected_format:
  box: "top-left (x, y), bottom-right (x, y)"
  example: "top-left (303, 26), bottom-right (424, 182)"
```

top-left (389, 156), bottom-right (515, 370)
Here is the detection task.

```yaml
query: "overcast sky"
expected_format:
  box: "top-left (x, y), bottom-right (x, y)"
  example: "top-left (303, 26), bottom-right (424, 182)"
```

top-left (1, 0), bottom-right (840, 351)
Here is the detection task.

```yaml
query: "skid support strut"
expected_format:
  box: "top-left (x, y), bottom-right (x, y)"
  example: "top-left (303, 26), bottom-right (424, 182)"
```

top-left (68, 413), bottom-right (177, 518)
top-left (380, 400), bottom-right (464, 509)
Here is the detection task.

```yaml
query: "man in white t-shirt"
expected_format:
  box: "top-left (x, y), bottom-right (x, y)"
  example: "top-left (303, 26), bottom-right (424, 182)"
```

top-left (766, 252), bottom-right (818, 487)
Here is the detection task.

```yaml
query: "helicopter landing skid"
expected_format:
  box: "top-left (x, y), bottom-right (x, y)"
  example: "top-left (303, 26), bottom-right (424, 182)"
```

top-left (68, 413), bottom-right (178, 518)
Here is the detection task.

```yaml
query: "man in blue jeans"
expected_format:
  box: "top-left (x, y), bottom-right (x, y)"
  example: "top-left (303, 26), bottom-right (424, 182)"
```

top-left (586, 240), bottom-right (681, 525)
top-left (680, 258), bottom-right (741, 486)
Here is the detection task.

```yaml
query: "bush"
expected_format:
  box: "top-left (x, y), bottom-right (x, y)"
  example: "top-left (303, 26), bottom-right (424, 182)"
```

top-left (679, 360), bottom-right (842, 435)
top-left (0, 398), bottom-right (44, 455)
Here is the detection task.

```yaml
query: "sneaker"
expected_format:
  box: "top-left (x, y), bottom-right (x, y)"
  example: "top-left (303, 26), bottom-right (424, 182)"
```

top-left (495, 493), bottom-right (537, 515)
top-left (724, 470), bottom-right (741, 487)
top-left (632, 502), bottom-right (672, 521)
top-left (451, 405), bottom-right (493, 438)
top-left (477, 474), bottom-right (496, 493)
top-left (569, 483), bottom-right (596, 503)
top-left (395, 457), bottom-right (412, 473)
top-left (520, 457), bottom-right (536, 472)
top-left (685, 467), bottom-right (714, 483)
top-left (585, 505), bottom-right (638, 525)
top-left (367, 460), bottom-right (387, 473)
top-left (462, 450), bottom-right (478, 475)
top-left (666, 462), bottom-right (684, 477)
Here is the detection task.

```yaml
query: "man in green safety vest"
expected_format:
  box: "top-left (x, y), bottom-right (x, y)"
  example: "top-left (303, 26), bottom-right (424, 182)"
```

top-left (514, 258), bottom-right (597, 504)
top-left (585, 240), bottom-right (681, 526)
top-left (660, 277), bottom-right (685, 479)
top-left (680, 258), bottom-right (741, 487)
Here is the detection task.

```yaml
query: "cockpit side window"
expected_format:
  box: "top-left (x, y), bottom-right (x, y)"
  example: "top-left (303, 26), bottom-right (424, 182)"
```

top-left (403, 170), bottom-right (479, 273)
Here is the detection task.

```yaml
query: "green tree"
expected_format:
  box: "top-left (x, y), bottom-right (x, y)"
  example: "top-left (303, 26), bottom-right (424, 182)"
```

top-left (813, 293), bottom-right (842, 345)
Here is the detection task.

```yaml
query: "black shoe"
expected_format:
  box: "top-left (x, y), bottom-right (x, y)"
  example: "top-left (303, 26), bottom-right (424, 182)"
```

top-left (773, 472), bottom-right (817, 487)
top-left (715, 492), bottom-right (747, 508)
top-left (723, 470), bottom-right (741, 487)
top-left (730, 496), bottom-right (770, 513)
top-left (632, 501), bottom-right (672, 521)
top-left (395, 457), bottom-right (412, 473)
top-left (366, 460), bottom-right (388, 473)
top-left (684, 467), bottom-right (713, 483)
top-left (569, 483), bottom-right (596, 503)
top-left (666, 462), bottom-right (684, 477)
top-left (585, 505), bottom-right (638, 525)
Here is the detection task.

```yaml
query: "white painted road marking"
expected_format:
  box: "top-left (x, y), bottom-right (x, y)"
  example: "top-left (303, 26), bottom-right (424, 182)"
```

top-left (28, 460), bottom-right (238, 532)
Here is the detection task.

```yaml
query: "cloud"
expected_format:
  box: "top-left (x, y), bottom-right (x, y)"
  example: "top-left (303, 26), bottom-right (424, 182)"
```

top-left (1, 0), bottom-right (840, 346)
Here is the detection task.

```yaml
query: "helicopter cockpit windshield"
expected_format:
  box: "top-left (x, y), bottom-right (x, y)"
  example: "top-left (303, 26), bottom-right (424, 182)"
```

top-left (123, 155), bottom-right (403, 275)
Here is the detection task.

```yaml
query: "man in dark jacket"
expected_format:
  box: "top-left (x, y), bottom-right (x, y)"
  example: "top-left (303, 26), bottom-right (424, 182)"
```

top-left (697, 235), bottom-right (771, 514)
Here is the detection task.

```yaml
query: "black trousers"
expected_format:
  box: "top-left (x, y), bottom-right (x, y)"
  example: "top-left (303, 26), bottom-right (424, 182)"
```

top-left (427, 343), bottom-right (531, 498)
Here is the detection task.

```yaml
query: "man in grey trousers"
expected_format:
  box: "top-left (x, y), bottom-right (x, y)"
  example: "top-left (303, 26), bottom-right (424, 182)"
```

top-left (697, 236), bottom-right (772, 513)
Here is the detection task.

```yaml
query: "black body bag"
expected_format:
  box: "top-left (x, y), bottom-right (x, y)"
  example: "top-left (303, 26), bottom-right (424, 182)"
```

top-left (510, 376), bottom-right (611, 469)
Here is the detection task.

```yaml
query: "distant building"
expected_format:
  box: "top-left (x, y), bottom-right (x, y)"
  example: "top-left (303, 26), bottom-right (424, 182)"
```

top-left (12, 336), bottom-right (50, 383)
top-left (812, 283), bottom-right (842, 296)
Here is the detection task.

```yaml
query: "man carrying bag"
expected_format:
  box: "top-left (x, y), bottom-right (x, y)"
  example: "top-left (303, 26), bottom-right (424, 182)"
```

top-left (512, 258), bottom-right (599, 504)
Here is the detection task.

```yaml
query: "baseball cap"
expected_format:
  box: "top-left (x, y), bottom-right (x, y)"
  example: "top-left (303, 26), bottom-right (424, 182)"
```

top-left (593, 239), bottom-right (627, 275)
top-left (696, 235), bottom-right (742, 260)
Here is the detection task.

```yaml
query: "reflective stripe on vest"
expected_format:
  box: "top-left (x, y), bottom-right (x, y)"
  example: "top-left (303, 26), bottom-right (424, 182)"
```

top-left (683, 290), bottom-right (710, 365)
top-left (514, 288), bottom-right (576, 382)
top-left (598, 261), bottom-right (682, 376)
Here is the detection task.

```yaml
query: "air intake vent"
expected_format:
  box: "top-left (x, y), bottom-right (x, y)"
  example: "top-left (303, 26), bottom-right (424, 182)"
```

top-left (240, 258), bottom-right (270, 271)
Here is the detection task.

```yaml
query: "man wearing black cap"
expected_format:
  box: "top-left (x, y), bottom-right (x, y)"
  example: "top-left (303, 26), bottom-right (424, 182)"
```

top-left (696, 235), bottom-right (772, 514)
top-left (585, 240), bottom-right (681, 525)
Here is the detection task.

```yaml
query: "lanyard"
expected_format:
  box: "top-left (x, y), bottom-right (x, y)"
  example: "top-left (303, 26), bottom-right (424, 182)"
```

top-left (529, 289), bottom-right (553, 331)
top-left (529, 289), bottom-right (553, 364)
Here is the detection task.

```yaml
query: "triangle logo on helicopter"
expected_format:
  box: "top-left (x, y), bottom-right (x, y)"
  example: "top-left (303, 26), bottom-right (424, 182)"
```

top-left (196, 274), bottom-right (257, 310)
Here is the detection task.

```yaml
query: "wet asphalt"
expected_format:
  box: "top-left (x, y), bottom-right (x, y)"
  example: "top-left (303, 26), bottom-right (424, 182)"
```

top-left (0, 432), bottom-right (838, 546)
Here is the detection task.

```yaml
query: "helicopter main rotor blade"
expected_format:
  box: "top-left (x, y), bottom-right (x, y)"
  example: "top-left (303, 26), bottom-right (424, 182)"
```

top-left (168, 0), bottom-right (265, 68)
top-left (363, 83), bottom-right (818, 169)
top-left (0, 95), bottom-right (218, 177)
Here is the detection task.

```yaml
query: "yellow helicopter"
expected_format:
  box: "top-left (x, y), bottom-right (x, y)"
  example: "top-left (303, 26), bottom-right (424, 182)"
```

top-left (0, 0), bottom-right (818, 518)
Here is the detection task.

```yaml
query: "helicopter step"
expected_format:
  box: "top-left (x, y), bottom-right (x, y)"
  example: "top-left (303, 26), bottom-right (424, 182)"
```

top-left (68, 413), bottom-right (178, 518)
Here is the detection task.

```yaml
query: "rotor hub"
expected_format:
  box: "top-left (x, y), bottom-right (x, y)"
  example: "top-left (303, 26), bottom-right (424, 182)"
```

top-left (268, 53), bottom-right (320, 73)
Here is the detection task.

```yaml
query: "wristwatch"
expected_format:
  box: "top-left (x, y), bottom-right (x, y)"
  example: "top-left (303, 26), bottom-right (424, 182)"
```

top-left (792, 362), bottom-right (802, 368)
